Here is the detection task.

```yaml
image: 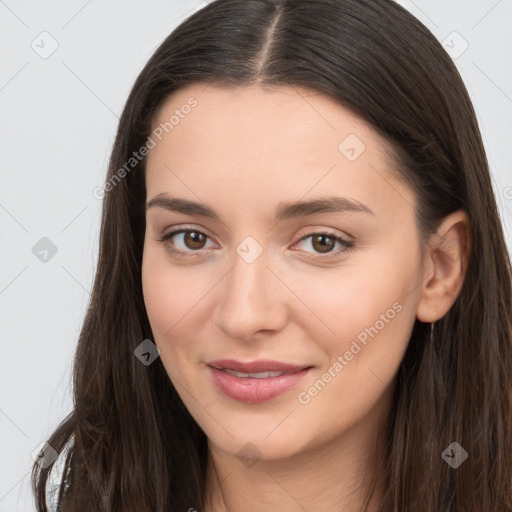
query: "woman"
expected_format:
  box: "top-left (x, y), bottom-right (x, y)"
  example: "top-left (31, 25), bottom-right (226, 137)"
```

top-left (32, 0), bottom-right (512, 510)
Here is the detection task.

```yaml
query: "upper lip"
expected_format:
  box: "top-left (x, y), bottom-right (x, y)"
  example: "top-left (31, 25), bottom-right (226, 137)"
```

top-left (208, 359), bottom-right (311, 373)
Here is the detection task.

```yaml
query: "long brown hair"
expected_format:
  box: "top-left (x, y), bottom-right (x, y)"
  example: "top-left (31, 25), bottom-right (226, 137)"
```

top-left (32, 0), bottom-right (512, 510)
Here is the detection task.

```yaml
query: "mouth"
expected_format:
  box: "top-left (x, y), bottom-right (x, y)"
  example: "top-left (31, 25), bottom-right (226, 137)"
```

top-left (207, 359), bottom-right (313, 403)
top-left (220, 368), bottom-right (299, 378)
top-left (208, 359), bottom-right (311, 374)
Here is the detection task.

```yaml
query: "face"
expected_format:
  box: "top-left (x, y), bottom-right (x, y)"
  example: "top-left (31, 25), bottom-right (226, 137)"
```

top-left (141, 83), bottom-right (424, 462)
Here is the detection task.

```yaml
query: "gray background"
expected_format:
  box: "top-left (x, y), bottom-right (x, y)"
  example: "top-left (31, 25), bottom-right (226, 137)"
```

top-left (0, 0), bottom-right (510, 510)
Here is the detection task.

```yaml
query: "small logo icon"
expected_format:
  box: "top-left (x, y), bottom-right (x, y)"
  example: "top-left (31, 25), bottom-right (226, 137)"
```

top-left (441, 441), bottom-right (468, 468)
top-left (32, 237), bottom-right (58, 263)
top-left (236, 442), bottom-right (262, 468)
top-left (236, 236), bottom-right (263, 264)
top-left (31, 31), bottom-right (59, 59)
top-left (134, 339), bottom-right (160, 366)
top-left (31, 442), bottom-right (59, 469)
top-left (338, 134), bottom-right (366, 162)
top-left (442, 31), bottom-right (469, 60)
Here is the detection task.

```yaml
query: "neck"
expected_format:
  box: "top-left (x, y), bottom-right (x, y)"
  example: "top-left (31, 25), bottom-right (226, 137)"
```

top-left (203, 390), bottom-right (393, 512)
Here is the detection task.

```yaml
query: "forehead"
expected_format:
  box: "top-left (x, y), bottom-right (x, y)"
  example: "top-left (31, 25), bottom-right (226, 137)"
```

top-left (145, 83), bottom-right (413, 222)
top-left (149, 83), bottom-right (378, 156)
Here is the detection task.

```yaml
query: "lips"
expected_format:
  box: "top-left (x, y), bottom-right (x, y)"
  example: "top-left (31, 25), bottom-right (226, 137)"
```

top-left (207, 359), bottom-right (313, 403)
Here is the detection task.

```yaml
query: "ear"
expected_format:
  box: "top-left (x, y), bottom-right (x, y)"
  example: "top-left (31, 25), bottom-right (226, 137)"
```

top-left (416, 210), bottom-right (471, 323)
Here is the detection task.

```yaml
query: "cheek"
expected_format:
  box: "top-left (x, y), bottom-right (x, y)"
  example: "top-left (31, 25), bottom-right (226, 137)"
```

top-left (141, 262), bottom-right (193, 387)
top-left (302, 243), bottom-right (421, 373)
top-left (141, 244), bottom-right (189, 349)
top-left (291, 259), bottom-right (419, 446)
top-left (142, 255), bottom-right (173, 337)
top-left (142, 239), bottom-right (195, 333)
top-left (141, 244), bottom-right (215, 368)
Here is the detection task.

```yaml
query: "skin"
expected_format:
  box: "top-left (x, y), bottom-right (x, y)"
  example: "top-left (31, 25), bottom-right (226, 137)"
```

top-left (141, 83), bottom-right (470, 512)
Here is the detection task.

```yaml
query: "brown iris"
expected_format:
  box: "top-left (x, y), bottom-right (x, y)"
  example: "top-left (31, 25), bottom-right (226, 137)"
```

top-left (184, 231), bottom-right (207, 250)
top-left (310, 234), bottom-right (336, 254)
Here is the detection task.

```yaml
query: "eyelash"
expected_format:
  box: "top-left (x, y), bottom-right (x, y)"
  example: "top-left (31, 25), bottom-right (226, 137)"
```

top-left (158, 227), bottom-right (355, 260)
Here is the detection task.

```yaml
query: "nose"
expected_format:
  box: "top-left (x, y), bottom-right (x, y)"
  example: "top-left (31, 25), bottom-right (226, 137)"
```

top-left (213, 248), bottom-right (288, 342)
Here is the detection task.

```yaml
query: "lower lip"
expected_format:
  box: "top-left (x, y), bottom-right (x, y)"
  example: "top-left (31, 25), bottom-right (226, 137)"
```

top-left (208, 366), bottom-right (312, 403)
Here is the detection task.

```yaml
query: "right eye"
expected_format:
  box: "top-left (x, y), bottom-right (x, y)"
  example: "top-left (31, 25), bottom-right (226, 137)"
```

top-left (159, 228), bottom-right (216, 257)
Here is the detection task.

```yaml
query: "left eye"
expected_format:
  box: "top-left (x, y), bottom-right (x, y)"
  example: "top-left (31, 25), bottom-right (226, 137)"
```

top-left (294, 232), bottom-right (354, 256)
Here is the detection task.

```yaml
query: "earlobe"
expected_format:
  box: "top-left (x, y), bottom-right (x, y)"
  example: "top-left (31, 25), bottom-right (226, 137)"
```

top-left (416, 210), bottom-right (471, 323)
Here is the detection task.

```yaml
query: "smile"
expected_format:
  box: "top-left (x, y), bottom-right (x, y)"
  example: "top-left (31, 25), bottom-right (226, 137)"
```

top-left (207, 360), bottom-right (313, 403)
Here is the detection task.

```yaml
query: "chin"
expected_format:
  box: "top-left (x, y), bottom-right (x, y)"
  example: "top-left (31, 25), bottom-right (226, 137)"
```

top-left (207, 427), bottom-right (310, 464)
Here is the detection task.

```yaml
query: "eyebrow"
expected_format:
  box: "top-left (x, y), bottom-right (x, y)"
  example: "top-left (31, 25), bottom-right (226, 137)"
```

top-left (146, 194), bottom-right (374, 221)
